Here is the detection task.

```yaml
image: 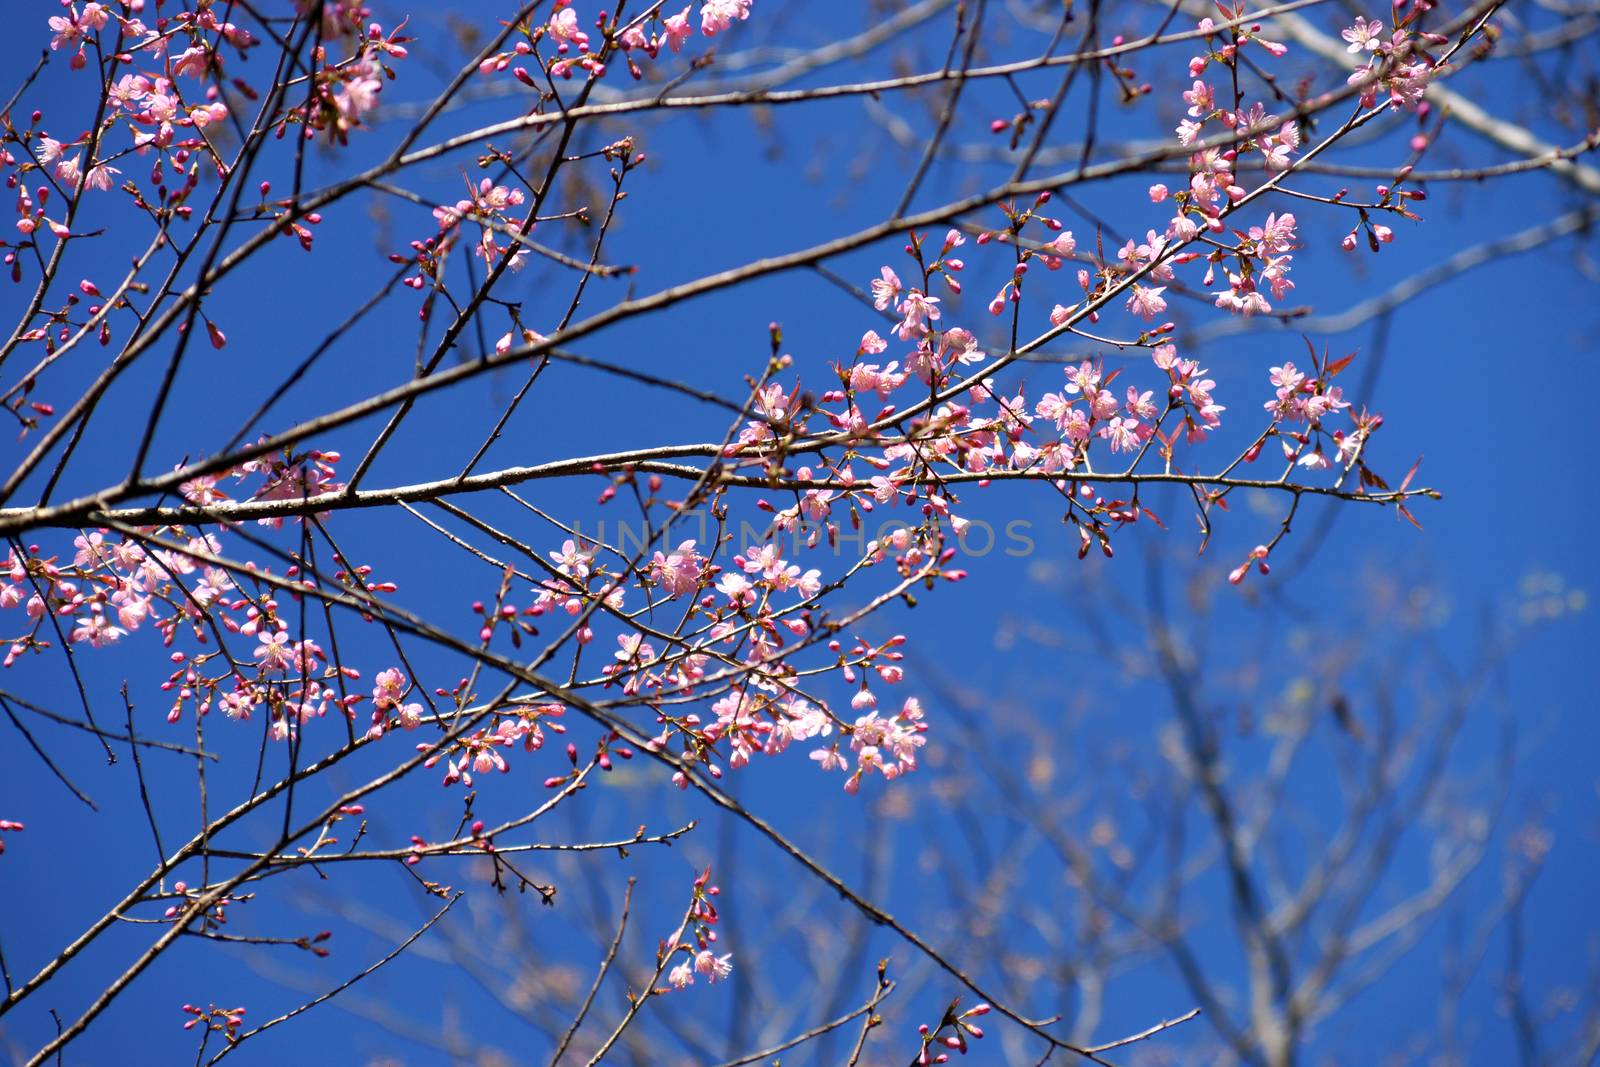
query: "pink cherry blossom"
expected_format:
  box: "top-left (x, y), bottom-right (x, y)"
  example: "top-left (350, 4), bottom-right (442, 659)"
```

top-left (663, 7), bottom-right (694, 51)
top-left (1343, 16), bottom-right (1384, 52)
top-left (700, 0), bottom-right (753, 36)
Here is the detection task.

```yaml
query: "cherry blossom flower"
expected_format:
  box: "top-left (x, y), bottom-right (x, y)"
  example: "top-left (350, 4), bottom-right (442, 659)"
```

top-left (72, 610), bottom-right (126, 648)
top-left (870, 266), bottom-right (902, 311)
top-left (47, 13), bottom-right (86, 53)
top-left (1183, 80), bottom-right (1215, 117)
top-left (700, 0), bottom-right (753, 36)
top-left (1127, 284), bottom-right (1168, 321)
top-left (649, 540), bottom-right (704, 598)
top-left (1343, 17), bottom-right (1384, 53)
top-left (171, 47), bottom-right (212, 79)
top-left (663, 7), bottom-right (694, 51)
top-left (548, 7), bottom-right (591, 50)
top-left (694, 950), bottom-right (733, 982)
top-left (1102, 416), bottom-right (1142, 453)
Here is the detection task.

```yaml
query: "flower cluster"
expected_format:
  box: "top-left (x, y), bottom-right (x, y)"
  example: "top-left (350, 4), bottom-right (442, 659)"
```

top-left (179, 1002), bottom-right (247, 1044)
top-left (910, 1000), bottom-right (991, 1064)
top-left (665, 866), bottom-right (733, 991)
top-left (475, 0), bottom-right (755, 83)
top-left (810, 695), bottom-right (929, 794)
top-left (429, 178), bottom-right (530, 272)
top-left (0, 449), bottom-right (426, 749)
top-left (1344, 14), bottom-right (1444, 111)
top-left (493, 516), bottom-right (933, 792)
top-left (422, 703), bottom-right (570, 787)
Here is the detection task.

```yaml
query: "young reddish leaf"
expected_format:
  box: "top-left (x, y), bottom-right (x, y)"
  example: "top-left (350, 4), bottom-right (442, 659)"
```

top-left (1325, 352), bottom-right (1357, 378)
top-left (1398, 455), bottom-right (1423, 493)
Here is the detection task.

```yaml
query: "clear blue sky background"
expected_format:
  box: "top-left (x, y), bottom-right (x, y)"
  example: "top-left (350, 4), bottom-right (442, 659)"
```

top-left (0, 3), bottom-right (1595, 1064)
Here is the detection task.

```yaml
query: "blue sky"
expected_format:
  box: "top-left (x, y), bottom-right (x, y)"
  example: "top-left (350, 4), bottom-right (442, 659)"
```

top-left (0, 3), bottom-right (1596, 1064)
